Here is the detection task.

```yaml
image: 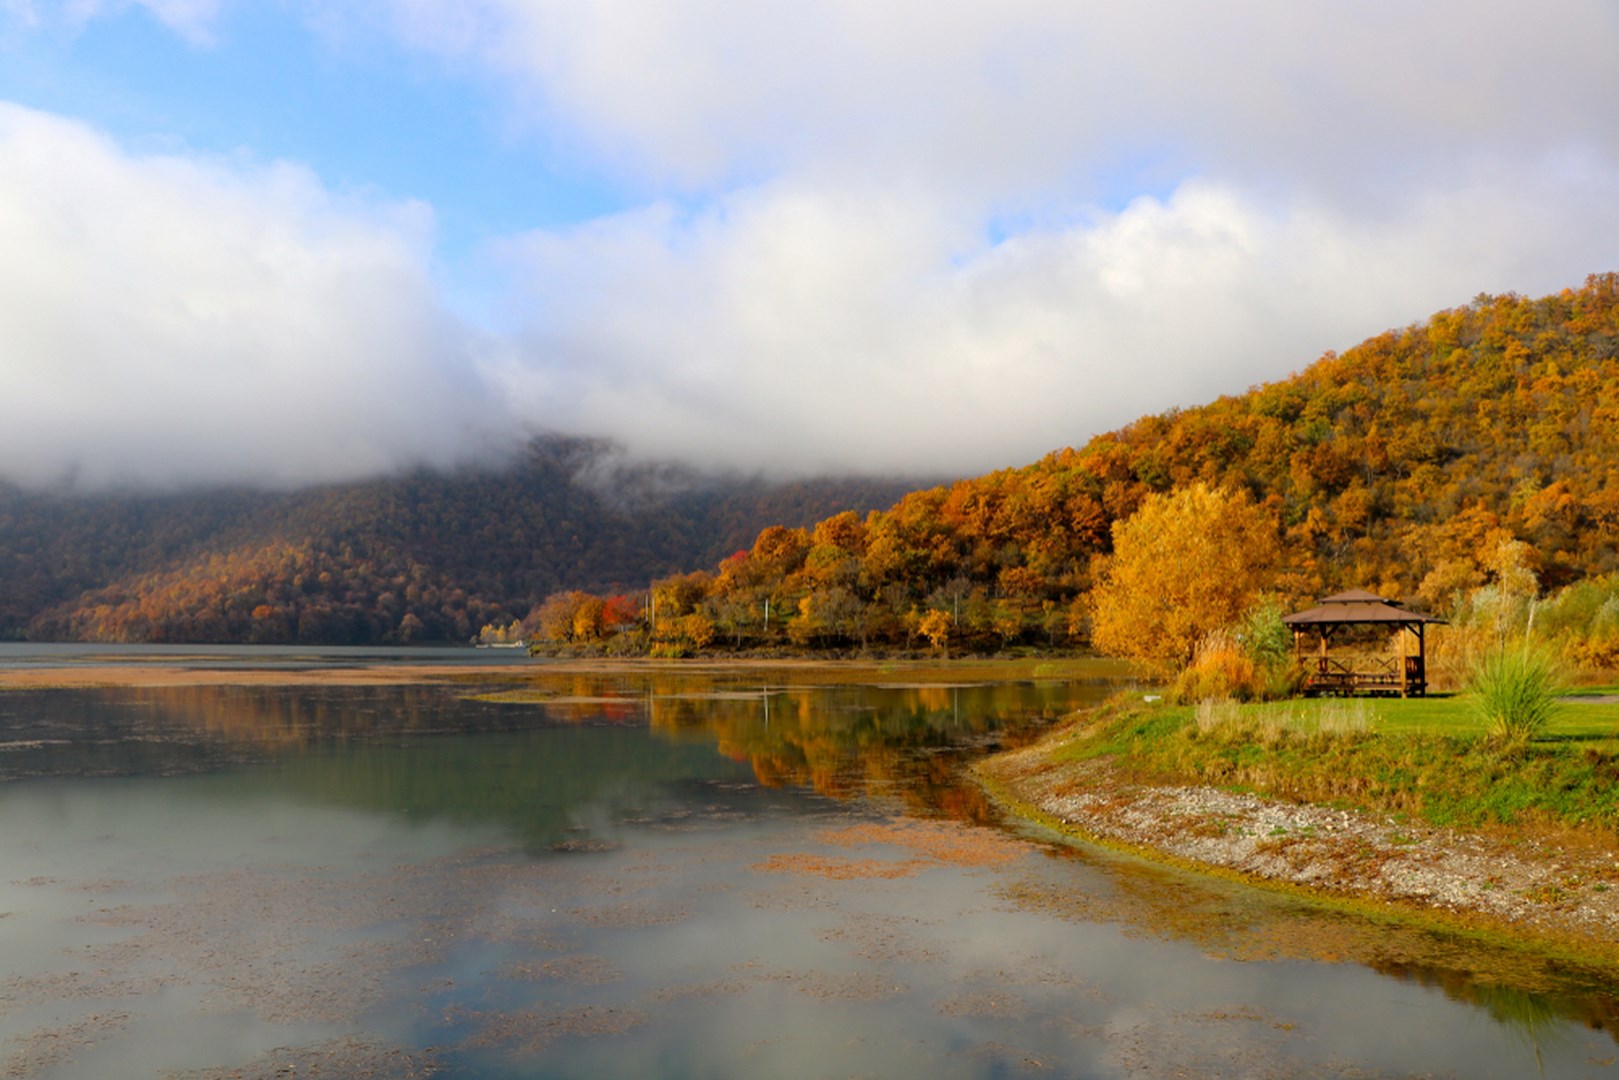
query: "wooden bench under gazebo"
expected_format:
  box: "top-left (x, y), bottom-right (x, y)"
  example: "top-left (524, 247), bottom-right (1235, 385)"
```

top-left (1282, 590), bottom-right (1445, 697)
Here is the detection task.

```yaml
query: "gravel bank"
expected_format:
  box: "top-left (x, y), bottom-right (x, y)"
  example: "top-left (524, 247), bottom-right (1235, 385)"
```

top-left (979, 741), bottom-right (1619, 950)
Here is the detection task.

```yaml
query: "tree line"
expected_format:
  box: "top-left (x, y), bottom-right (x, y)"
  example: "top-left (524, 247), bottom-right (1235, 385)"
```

top-left (522, 274), bottom-right (1619, 660)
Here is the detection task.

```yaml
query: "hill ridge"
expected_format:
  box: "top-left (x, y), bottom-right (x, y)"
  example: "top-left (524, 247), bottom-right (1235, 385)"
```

top-left (532, 273), bottom-right (1619, 653)
top-left (0, 437), bottom-right (926, 643)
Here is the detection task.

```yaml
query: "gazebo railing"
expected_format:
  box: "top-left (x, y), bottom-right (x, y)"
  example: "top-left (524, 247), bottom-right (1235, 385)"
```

top-left (1304, 653), bottom-right (1424, 696)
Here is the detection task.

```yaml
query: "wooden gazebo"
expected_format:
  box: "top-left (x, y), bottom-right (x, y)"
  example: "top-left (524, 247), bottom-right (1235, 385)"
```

top-left (1282, 590), bottom-right (1445, 697)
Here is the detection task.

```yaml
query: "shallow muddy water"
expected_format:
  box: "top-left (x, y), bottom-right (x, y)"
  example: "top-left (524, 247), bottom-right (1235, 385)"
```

top-left (1, 660), bottom-right (1617, 1078)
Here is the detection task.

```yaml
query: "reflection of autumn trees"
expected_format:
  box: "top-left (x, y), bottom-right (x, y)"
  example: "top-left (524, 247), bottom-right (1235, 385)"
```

top-left (646, 682), bottom-right (1088, 819)
top-left (9, 678), bottom-right (1098, 831)
top-left (539, 275), bottom-right (1619, 657)
top-left (130, 685), bottom-right (526, 748)
top-left (0, 684), bottom-right (524, 782)
top-left (476, 674), bottom-right (1091, 817)
top-left (1367, 957), bottom-right (1619, 1049)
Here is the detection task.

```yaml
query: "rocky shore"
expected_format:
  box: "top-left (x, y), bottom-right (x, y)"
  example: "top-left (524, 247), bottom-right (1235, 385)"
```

top-left (978, 741), bottom-right (1619, 955)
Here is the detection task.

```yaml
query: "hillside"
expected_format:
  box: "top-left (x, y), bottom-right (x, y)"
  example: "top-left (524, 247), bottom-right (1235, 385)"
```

top-left (12, 276), bottom-right (1618, 651)
top-left (0, 438), bottom-right (924, 644)
top-left (544, 273), bottom-right (1619, 654)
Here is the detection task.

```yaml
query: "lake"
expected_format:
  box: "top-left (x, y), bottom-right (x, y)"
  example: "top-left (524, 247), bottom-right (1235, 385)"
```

top-left (1, 652), bottom-right (1616, 1078)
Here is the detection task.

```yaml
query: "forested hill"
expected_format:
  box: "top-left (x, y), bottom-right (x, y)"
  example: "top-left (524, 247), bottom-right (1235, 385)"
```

top-left (1078, 273), bottom-right (1619, 597)
top-left (540, 273), bottom-right (1619, 654)
top-left (0, 438), bottom-right (925, 644)
top-left (12, 276), bottom-right (1619, 650)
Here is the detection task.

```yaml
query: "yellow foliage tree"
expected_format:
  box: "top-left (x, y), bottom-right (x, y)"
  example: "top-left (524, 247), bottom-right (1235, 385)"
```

top-left (571, 596), bottom-right (605, 641)
top-left (679, 611), bottom-right (717, 650)
top-left (1089, 483), bottom-right (1281, 670)
top-left (917, 608), bottom-right (952, 652)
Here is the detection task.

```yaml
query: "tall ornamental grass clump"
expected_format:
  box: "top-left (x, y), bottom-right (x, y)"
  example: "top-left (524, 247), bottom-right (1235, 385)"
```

top-left (1468, 644), bottom-right (1564, 744)
top-left (1171, 600), bottom-right (1302, 703)
top-left (1173, 629), bottom-right (1257, 702)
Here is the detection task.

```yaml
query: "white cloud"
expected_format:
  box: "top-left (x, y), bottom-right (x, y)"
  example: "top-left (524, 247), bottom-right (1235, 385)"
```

top-left (123, 0), bottom-right (219, 43)
top-left (371, 0), bottom-right (1619, 475)
top-left (0, 0), bottom-right (39, 28)
top-left (0, 103), bottom-right (505, 488)
top-left (378, 0), bottom-right (1619, 200)
top-left (490, 167), bottom-right (1619, 477)
top-left (6, 2), bottom-right (1619, 485)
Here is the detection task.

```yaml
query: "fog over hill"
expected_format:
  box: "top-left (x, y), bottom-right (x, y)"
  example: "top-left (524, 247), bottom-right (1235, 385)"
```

top-left (513, 275), bottom-right (1619, 658)
top-left (10, 276), bottom-right (1619, 648)
top-left (0, 437), bottom-right (928, 643)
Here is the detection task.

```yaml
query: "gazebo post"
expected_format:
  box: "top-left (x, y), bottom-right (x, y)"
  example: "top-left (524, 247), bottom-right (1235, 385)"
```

top-left (1399, 624), bottom-right (1409, 697)
top-left (1416, 623), bottom-right (1426, 696)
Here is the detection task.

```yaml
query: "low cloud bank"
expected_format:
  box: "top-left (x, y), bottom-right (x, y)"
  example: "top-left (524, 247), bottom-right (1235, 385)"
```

top-left (0, 104), bottom-right (505, 489)
top-left (3, 0), bottom-right (1618, 487)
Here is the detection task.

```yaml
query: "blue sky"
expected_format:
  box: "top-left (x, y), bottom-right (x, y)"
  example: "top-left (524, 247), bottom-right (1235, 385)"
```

top-left (1, 4), bottom-right (626, 311)
top-left (2, 0), bottom-right (1618, 487)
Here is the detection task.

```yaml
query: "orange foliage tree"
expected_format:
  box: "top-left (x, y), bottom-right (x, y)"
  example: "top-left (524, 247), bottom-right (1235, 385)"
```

top-left (1089, 483), bottom-right (1282, 671)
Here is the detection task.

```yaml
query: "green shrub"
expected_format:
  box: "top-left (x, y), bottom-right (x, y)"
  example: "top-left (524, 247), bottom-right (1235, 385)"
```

top-left (1237, 598), bottom-right (1292, 668)
top-left (1535, 573), bottom-right (1619, 639)
top-left (1468, 644), bottom-right (1565, 744)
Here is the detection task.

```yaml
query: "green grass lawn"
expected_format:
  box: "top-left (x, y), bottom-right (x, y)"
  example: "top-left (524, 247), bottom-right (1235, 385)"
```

top-left (1052, 691), bottom-right (1619, 833)
top-left (1240, 694), bottom-right (1619, 746)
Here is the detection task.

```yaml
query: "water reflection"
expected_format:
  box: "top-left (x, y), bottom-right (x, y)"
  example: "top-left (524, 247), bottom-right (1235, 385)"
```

top-left (646, 681), bottom-right (1086, 819)
top-left (2, 676), bottom-right (1617, 1078)
top-left (0, 677), bottom-right (1101, 822)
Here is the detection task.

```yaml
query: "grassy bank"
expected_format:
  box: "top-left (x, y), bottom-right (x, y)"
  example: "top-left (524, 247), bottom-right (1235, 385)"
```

top-left (1047, 691), bottom-right (1619, 835)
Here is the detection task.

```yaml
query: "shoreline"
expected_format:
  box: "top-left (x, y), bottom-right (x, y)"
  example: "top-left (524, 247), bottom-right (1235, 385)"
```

top-left (977, 739), bottom-right (1619, 968)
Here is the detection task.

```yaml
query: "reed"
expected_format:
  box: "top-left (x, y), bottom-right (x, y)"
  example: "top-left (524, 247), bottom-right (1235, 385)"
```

top-left (1468, 644), bottom-right (1565, 744)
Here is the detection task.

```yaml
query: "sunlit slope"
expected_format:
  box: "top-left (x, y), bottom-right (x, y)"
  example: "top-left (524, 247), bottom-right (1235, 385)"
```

top-left (619, 273), bottom-right (1619, 652)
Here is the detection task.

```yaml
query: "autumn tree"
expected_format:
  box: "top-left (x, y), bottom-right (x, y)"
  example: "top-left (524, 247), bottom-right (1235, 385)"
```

top-left (571, 595), bottom-right (606, 641)
top-left (601, 594), bottom-right (643, 632)
top-left (679, 611), bottom-right (717, 649)
top-left (537, 590), bottom-right (592, 643)
top-left (917, 609), bottom-right (952, 653)
top-left (1089, 483), bottom-right (1281, 670)
top-left (650, 572), bottom-right (711, 634)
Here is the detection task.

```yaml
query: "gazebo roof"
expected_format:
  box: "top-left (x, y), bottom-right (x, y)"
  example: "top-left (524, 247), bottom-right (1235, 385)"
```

top-left (1281, 590), bottom-right (1445, 627)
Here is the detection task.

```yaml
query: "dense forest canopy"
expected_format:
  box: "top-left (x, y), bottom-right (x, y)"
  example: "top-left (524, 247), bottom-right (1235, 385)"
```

top-left (0, 438), bottom-right (923, 644)
top-left (536, 274), bottom-right (1619, 656)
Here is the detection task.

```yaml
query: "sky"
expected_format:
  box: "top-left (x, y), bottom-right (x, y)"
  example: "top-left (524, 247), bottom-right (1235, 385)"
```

top-left (2, 1), bottom-right (1618, 489)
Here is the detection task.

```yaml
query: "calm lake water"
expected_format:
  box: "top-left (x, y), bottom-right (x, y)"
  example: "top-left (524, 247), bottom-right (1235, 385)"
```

top-left (1, 651), bottom-right (1616, 1078)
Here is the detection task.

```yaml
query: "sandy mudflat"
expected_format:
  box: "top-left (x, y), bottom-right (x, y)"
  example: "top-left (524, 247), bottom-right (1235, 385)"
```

top-left (0, 655), bottom-right (1107, 691)
top-left (0, 664), bottom-right (526, 689)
